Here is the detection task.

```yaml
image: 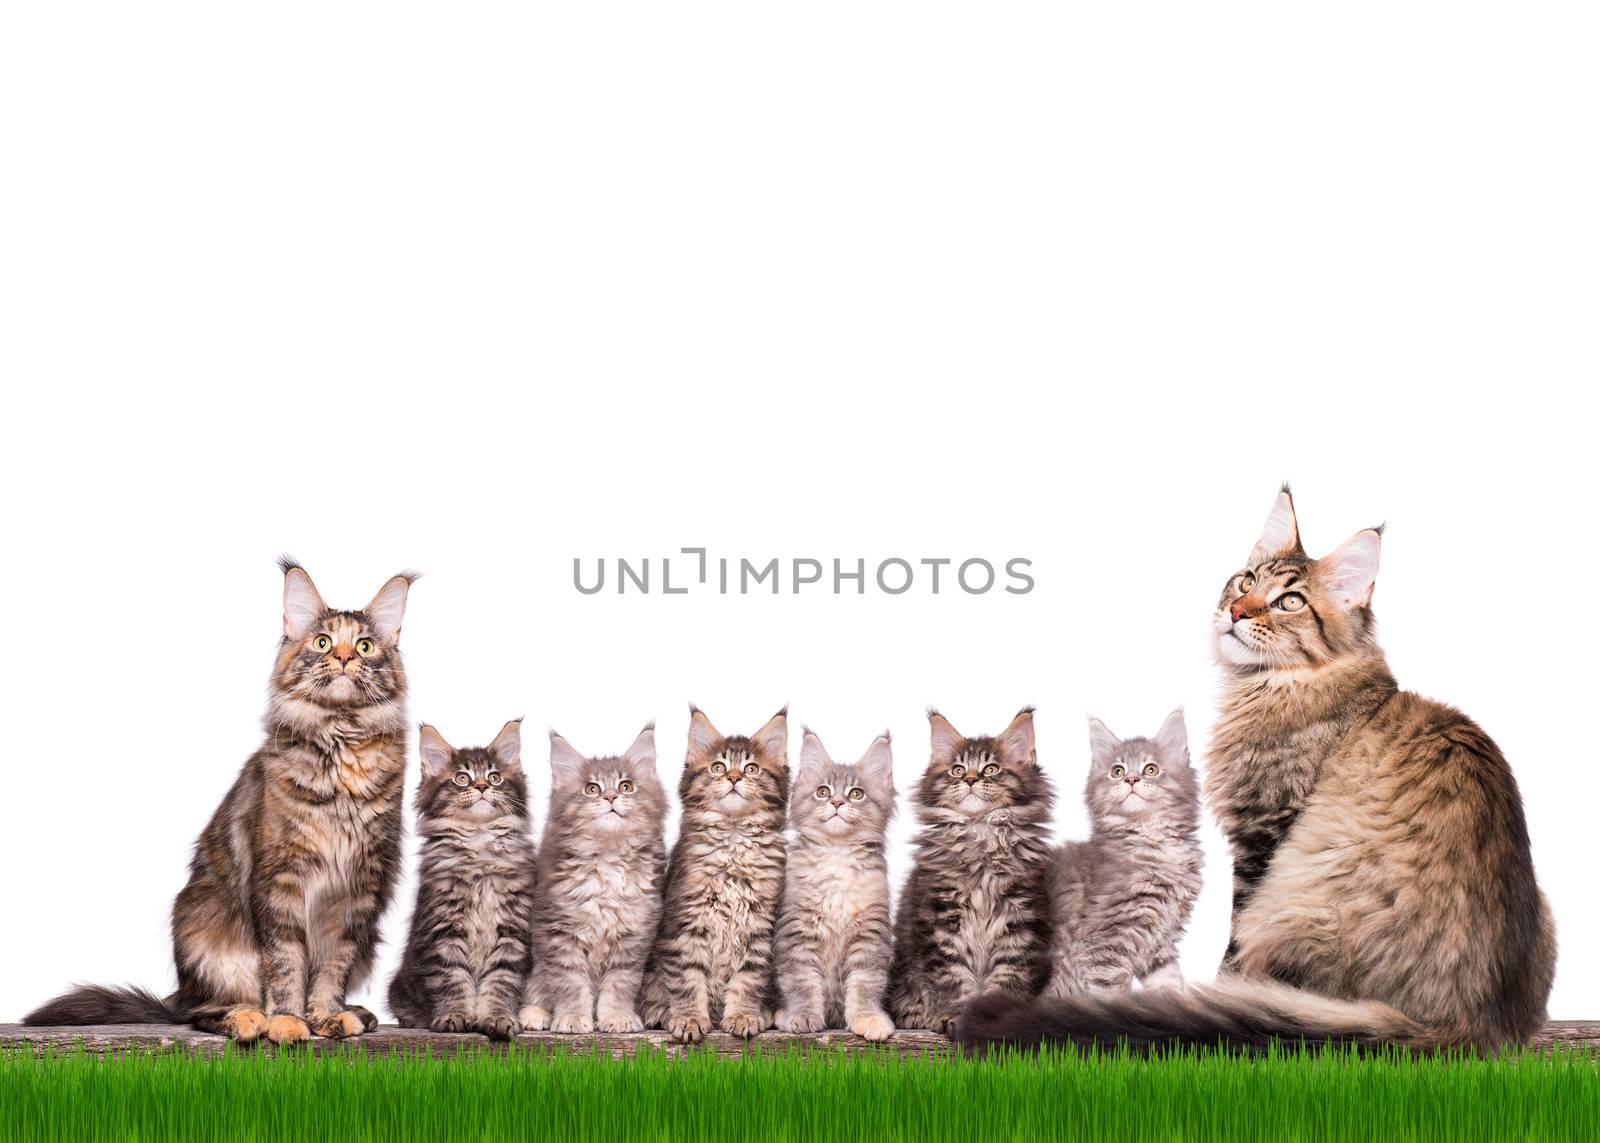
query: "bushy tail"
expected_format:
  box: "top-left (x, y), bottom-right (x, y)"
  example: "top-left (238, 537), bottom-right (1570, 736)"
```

top-left (23, 984), bottom-right (185, 1026)
top-left (955, 978), bottom-right (1454, 1054)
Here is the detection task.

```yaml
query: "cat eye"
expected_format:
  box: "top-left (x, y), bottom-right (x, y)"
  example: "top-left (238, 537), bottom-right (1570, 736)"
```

top-left (815, 785), bottom-right (832, 800)
top-left (313, 635), bottom-right (332, 652)
top-left (618, 780), bottom-right (636, 794)
top-left (982, 764), bottom-right (1000, 777)
top-left (584, 782), bottom-right (602, 796)
top-left (742, 762), bottom-right (760, 777)
top-left (710, 761), bottom-right (727, 775)
top-left (355, 638), bottom-right (375, 656)
top-left (848, 788), bottom-right (865, 801)
top-left (1111, 765), bottom-right (1126, 779)
top-left (453, 772), bottom-right (472, 787)
top-left (949, 764), bottom-right (966, 778)
top-left (1143, 763), bottom-right (1160, 777)
top-left (1238, 573), bottom-right (1256, 592)
top-left (1274, 592), bottom-right (1306, 612)
top-left (488, 771), bottom-right (503, 786)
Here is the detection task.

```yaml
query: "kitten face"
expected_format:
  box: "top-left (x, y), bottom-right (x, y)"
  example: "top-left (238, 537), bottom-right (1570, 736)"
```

top-left (919, 709), bottom-right (1046, 819)
top-left (273, 562), bottom-right (412, 709)
top-left (549, 725), bottom-right (668, 839)
top-left (791, 731), bottom-right (894, 841)
top-left (1214, 488), bottom-right (1382, 669)
top-left (417, 721), bottom-right (527, 823)
top-left (1084, 711), bottom-right (1197, 823)
top-left (680, 708), bottom-right (790, 822)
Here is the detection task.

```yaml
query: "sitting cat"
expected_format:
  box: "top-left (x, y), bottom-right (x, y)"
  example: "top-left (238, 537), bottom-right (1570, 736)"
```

top-left (773, 729), bottom-right (896, 1041)
top-left (1043, 711), bottom-right (1202, 998)
top-left (888, 708), bottom-right (1054, 1034)
top-left (640, 707), bottom-right (790, 1042)
top-left (387, 720), bottom-right (536, 1040)
top-left (520, 724), bottom-right (668, 1034)
top-left (26, 560), bottom-right (415, 1042)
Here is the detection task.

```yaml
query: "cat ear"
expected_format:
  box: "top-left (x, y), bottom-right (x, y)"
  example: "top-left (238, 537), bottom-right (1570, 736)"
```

top-left (928, 710), bottom-right (964, 763)
top-left (997, 707), bottom-right (1037, 765)
top-left (1248, 486), bottom-right (1304, 566)
top-left (686, 706), bottom-right (723, 757)
top-left (418, 724), bottom-right (454, 778)
top-left (1154, 709), bottom-right (1189, 765)
top-left (856, 732), bottom-right (894, 794)
top-left (281, 560), bottom-right (328, 639)
top-left (1087, 717), bottom-right (1121, 765)
top-left (548, 731), bottom-right (585, 788)
top-left (1322, 527), bottom-right (1382, 609)
top-left (623, 723), bottom-right (657, 772)
top-left (488, 719), bottom-right (522, 773)
top-left (798, 729), bottom-right (832, 785)
top-left (752, 706), bottom-right (789, 764)
top-left (364, 573), bottom-right (414, 646)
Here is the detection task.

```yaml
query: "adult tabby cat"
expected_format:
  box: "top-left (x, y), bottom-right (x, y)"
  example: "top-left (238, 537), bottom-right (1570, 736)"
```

top-left (1043, 712), bottom-right (1202, 998)
top-left (26, 561), bottom-right (415, 1043)
top-left (639, 707), bottom-right (790, 1043)
top-left (889, 708), bottom-right (1053, 1034)
top-left (520, 724), bottom-right (668, 1034)
top-left (773, 729), bottom-right (897, 1040)
top-left (959, 488), bottom-right (1556, 1052)
top-left (387, 721), bottom-right (535, 1040)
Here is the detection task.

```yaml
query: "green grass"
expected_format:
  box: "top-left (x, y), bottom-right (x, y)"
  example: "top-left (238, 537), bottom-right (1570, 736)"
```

top-left (3, 1043), bottom-right (1597, 1142)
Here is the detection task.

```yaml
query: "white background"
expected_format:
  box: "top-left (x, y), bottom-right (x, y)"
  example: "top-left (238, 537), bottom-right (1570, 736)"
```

top-left (2, 3), bottom-right (1596, 1023)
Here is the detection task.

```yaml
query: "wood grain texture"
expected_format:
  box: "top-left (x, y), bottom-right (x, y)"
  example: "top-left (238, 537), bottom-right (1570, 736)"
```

top-left (3, 1022), bottom-right (1597, 1058)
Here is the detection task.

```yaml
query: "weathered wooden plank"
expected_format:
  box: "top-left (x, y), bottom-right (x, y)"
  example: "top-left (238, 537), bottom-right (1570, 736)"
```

top-left (3, 1022), bottom-right (1596, 1058)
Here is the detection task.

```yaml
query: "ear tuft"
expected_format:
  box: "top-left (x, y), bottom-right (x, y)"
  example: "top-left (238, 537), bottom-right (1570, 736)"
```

top-left (623, 723), bottom-right (657, 771)
top-left (1087, 717), bottom-right (1121, 764)
top-left (687, 707), bottom-right (723, 756)
top-left (1322, 528), bottom-right (1382, 608)
top-left (997, 707), bottom-right (1037, 765)
top-left (364, 573), bottom-right (414, 646)
top-left (282, 562), bottom-right (328, 639)
top-left (418, 724), bottom-right (455, 777)
top-left (929, 710), bottom-right (964, 762)
top-left (857, 733), bottom-right (894, 792)
top-left (1154, 709), bottom-right (1189, 764)
top-left (1249, 488), bottom-right (1303, 566)
top-left (753, 707), bottom-right (789, 762)
top-left (489, 719), bottom-right (522, 772)
top-left (548, 731), bottom-right (586, 787)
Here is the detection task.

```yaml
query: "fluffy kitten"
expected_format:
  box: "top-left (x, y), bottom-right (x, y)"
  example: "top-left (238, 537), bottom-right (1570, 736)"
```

top-left (1043, 711), bottom-right (1202, 998)
top-left (387, 721), bottom-right (536, 1040)
top-left (519, 724), bottom-right (668, 1034)
top-left (639, 707), bottom-right (790, 1043)
top-left (773, 730), bottom-right (896, 1041)
top-left (26, 561), bottom-right (414, 1043)
top-left (960, 488), bottom-right (1556, 1053)
top-left (888, 708), bottom-right (1054, 1034)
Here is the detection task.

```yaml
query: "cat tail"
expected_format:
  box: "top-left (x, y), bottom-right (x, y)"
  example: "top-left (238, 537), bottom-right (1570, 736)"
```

top-left (23, 984), bottom-right (188, 1026)
top-left (954, 977), bottom-right (1453, 1055)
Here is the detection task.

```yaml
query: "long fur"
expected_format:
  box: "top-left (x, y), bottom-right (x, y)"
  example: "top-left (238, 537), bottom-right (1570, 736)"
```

top-left (23, 985), bottom-right (184, 1026)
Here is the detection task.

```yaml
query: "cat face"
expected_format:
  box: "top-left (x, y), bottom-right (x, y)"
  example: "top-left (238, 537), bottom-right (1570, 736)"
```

top-left (791, 730), bottom-right (894, 841)
top-left (548, 724), bottom-right (667, 838)
top-left (417, 720), bottom-right (527, 822)
top-left (1214, 487), bottom-right (1382, 669)
top-left (1083, 710), bottom-right (1197, 822)
top-left (679, 707), bottom-right (790, 821)
top-left (919, 708), bottom-right (1047, 819)
top-left (273, 561), bottom-right (413, 709)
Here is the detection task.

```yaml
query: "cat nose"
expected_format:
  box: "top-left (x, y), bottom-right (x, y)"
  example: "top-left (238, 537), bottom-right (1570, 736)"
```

top-left (831, 798), bottom-right (845, 808)
top-left (1230, 604), bottom-right (1247, 622)
top-left (963, 776), bottom-right (981, 787)
top-left (335, 648), bottom-right (353, 663)
top-left (1125, 776), bottom-right (1141, 785)
top-left (604, 794), bottom-right (617, 804)
top-left (473, 780), bottom-right (489, 791)
top-left (726, 773), bottom-right (742, 784)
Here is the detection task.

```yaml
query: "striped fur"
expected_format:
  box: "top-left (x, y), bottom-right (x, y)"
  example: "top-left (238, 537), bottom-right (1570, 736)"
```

top-left (387, 721), bottom-right (535, 1040)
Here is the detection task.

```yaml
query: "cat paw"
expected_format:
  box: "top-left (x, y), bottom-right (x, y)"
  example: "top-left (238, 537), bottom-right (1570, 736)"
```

top-left (345, 1005), bottom-right (381, 1032)
top-left (721, 1010), bottom-right (766, 1038)
top-left (849, 1012), bottom-right (895, 1041)
top-left (774, 1008), bottom-right (824, 1034)
top-left (265, 1014), bottom-right (312, 1045)
top-left (430, 1011), bottom-right (470, 1034)
top-left (666, 1013), bottom-right (711, 1044)
top-left (931, 1009), bottom-right (962, 1036)
top-left (310, 1010), bottom-right (368, 1039)
top-left (597, 1010), bottom-right (644, 1033)
top-left (221, 1007), bottom-right (269, 1043)
top-left (550, 1011), bottom-right (595, 1034)
top-left (478, 1016), bottom-right (522, 1042)
top-left (518, 1005), bottom-right (551, 1031)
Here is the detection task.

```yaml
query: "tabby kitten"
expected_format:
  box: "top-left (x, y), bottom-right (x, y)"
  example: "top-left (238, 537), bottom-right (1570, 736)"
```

top-left (1043, 711), bottom-right (1202, 998)
top-left (26, 560), bottom-right (414, 1043)
top-left (888, 708), bottom-right (1054, 1034)
top-left (639, 707), bottom-right (790, 1043)
top-left (773, 730), bottom-right (896, 1041)
top-left (959, 488), bottom-right (1556, 1053)
top-left (387, 721), bottom-right (536, 1040)
top-left (520, 724), bottom-right (668, 1034)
